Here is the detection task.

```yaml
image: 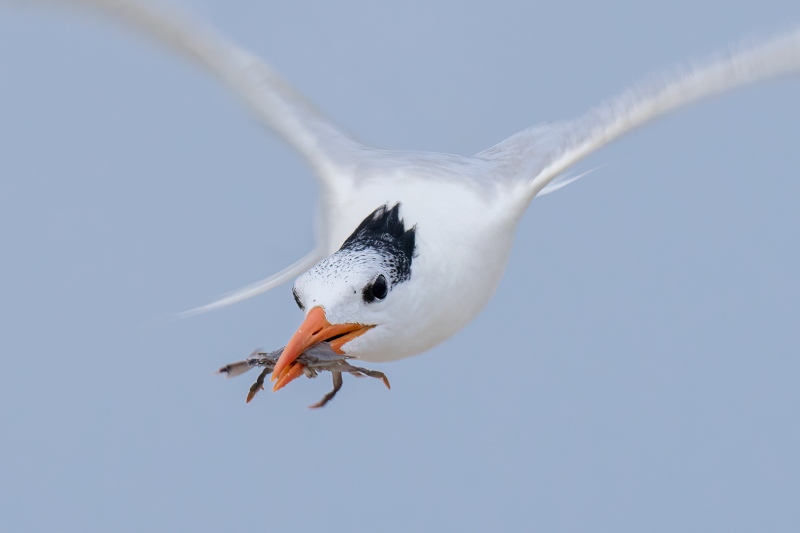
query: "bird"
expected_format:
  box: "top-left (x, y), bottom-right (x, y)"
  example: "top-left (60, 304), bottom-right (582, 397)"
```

top-left (34, 0), bottom-right (800, 391)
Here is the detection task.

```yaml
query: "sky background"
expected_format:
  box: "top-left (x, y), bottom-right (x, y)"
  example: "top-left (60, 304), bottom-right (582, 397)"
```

top-left (2, 1), bottom-right (800, 531)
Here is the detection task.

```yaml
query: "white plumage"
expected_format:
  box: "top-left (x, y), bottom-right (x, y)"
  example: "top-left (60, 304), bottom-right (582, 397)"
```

top-left (28, 0), bottom-right (800, 382)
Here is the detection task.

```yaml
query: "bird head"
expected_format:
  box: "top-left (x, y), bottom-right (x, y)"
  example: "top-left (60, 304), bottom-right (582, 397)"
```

top-left (271, 204), bottom-right (416, 379)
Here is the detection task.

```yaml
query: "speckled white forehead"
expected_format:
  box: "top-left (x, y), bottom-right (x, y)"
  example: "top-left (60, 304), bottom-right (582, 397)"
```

top-left (295, 248), bottom-right (397, 292)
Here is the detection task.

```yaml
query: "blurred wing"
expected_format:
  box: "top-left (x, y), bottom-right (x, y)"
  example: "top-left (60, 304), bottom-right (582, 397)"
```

top-left (42, 0), bottom-right (367, 312)
top-left (181, 249), bottom-right (323, 316)
top-left (537, 168), bottom-right (599, 196)
top-left (63, 0), bottom-right (365, 184)
top-left (477, 29), bottom-right (800, 199)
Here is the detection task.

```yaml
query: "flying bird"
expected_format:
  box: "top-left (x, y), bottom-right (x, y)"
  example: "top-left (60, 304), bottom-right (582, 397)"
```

top-left (33, 0), bottom-right (800, 392)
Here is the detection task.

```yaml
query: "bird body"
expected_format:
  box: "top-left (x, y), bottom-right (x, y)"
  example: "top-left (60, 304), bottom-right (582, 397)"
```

top-left (292, 149), bottom-right (528, 362)
top-left (19, 0), bottom-right (800, 382)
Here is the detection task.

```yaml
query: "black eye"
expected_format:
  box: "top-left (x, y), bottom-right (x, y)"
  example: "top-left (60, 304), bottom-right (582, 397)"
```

top-left (292, 287), bottom-right (304, 310)
top-left (362, 274), bottom-right (388, 303)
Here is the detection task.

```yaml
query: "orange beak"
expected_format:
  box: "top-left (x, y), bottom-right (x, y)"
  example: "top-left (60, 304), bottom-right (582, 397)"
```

top-left (271, 306), bottom-right (373, 391)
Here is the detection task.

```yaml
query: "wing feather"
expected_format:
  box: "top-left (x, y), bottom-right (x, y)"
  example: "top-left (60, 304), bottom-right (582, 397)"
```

top-left (478, 30), bottom-right (800, 199)
top-left (62, 0), bottom-right (365, 184)
top-left (180, 249), bottom-right (323, 316)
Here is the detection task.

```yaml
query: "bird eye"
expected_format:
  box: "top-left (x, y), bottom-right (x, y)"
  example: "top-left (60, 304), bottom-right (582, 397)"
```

top-left (292, 287), bottom-right (304, 310)
top-left (362, 274), bottom-right (388, 303)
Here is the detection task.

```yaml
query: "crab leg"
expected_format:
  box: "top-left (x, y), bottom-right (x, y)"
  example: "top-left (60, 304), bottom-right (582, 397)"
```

top-left (245, 367), bottom-right (272, 403)
top-left (308, 371), bottom-right (343, 409)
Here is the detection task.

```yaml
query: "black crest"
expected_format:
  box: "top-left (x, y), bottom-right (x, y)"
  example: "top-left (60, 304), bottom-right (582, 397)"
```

top-left (340, 203), bottom-right (416, 284)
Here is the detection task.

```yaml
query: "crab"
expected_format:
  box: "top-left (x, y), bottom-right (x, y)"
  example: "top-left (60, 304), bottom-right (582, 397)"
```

top-left (217, 342), bottom-right (390, 408)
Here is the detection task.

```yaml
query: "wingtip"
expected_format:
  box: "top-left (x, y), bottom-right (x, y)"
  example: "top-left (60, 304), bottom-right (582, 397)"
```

top-left (173, 249), bottom-right (324, 319)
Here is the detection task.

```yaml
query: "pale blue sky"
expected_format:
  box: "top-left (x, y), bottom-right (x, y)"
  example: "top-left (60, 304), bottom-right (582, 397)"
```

top-left (1, 1), bottom-right (799, 531)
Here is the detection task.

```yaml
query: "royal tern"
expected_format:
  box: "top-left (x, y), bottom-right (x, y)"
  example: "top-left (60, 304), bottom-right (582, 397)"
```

top-left (30, 0), bottom-right (800, 391)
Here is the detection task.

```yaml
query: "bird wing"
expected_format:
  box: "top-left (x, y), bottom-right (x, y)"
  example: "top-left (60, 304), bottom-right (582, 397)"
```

top-left (42, 0), bottom-right (371, 312)
top-left (65, 0), bottom-right (365, 184)
top-left (180, 249), bottom-right (324, 316)
top-left (477, 29), bottom-right (800, 200)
